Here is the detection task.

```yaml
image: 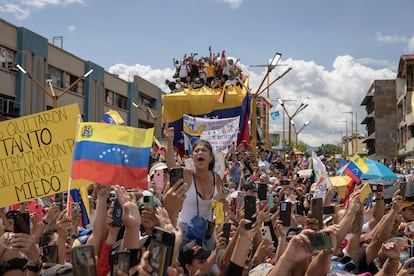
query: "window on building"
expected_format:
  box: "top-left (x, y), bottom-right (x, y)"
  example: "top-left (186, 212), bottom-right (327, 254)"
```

top-left (105, 89), bottom-right (127, 110)
top-left (139, 94), bottom-right (156, 108)
top-left (105, 89), bottom-right (114, 105)
top-left (0, 94), bottom-right (20, 118)
top-left (407, 63), bottom-right (414, 91)
top-left (0, 46), bottom-right (15, 70)
top-left (48, 66), bottom-right (64, 88)
top-left (138, 120), bottom-right (154, 129)
top-left (68, 74), bottom-right (81, 94)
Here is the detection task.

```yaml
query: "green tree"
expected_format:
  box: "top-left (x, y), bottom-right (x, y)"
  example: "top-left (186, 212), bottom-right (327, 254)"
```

top-left (318, 143), bottom-right (341, 157)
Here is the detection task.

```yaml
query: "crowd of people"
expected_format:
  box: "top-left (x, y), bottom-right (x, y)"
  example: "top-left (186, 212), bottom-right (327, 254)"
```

top-left (2, 124), bottom-right (414, 276)
top-left (165, 47), bottom-right (244, 92)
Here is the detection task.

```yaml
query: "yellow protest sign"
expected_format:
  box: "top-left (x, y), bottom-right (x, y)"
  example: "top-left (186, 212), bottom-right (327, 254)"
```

top-left (0, 104), bottom-right (91, 207)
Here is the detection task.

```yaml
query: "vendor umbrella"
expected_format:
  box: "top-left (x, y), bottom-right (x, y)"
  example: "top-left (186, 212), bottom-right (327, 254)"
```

top-left (362, 159), bottom-right (398, 181)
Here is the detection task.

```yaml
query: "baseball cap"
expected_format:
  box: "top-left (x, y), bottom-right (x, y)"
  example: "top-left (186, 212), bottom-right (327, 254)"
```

top-left (149, 162), bottom-right (168, 178)
top-left (242, 181), bottom-right (257, 192)
top-left (329, 256), bottom-right (357, 272)
top-left (178, 241), bottom-right (211, 267)
top-left (401, 200), bottom-right (414, 210)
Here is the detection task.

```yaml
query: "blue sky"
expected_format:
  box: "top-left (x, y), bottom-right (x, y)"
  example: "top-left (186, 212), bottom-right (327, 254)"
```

top-left (1, 0), bottom-right (413, 147)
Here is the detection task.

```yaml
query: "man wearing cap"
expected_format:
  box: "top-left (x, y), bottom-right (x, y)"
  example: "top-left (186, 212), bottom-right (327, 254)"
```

top-left (241, 181), bottom-right (257, 196)
top-left (179, 240), bottom-right (212, 276)
top-left (400, 200), bottom-right (414, 223)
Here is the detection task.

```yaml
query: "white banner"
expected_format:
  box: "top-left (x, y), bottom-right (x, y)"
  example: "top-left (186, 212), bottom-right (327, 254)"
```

top-left (311, 151), bottom-right (331, 199)
top-left (183, 114), bottom-right (240, 154)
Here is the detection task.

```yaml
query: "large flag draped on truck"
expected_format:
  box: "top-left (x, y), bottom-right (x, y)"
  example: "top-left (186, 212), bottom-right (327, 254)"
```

top-left (162, 79), bottom-right (250, 156)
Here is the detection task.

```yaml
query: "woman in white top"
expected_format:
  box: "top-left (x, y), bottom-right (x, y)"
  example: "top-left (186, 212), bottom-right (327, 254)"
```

top-left (164, 126), bottom-right (222, 250)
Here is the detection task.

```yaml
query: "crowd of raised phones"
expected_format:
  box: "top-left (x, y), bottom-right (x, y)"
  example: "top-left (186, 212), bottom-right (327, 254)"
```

top-left (2, 130), bottom-right (414, 276)
top-left (165, 47), bottom-right (244, 92)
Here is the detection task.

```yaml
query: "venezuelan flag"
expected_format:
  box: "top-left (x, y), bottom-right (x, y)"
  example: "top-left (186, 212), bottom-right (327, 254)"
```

top-left (101, 109), bottom-right (125, 125)
top-left (350, 154), bottom-right (369, 174)
top-left (343, 161), bottom-right (363, 184)
top-left (260, 96), bottom-right (273, 109)
top-left (72, 123), bottom-right (154, 189)
top-left (162, 79), bottom-right (250, 156)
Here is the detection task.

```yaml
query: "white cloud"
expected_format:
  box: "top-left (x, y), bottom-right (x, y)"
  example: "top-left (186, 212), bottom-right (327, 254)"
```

top-left (0, 0), bottom-right (84, 19)
top-left (408, 35), bottom-right (414, 52)
top-left (217, 0), bottom-right (243, 8)
top-left (67, 25), bottom-right (76, 33)
top-left (375, 32), bottom-right (407, 43)
top-left (108, 55), bottom-right (396, 147)
top-left (0, 3), bottom-right (30, 19)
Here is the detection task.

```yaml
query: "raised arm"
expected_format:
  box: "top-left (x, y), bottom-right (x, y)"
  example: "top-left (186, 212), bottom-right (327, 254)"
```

top-left (164, 124), bottom-right (178, 168)
top-left (365, 189), bottom-right (402, 265)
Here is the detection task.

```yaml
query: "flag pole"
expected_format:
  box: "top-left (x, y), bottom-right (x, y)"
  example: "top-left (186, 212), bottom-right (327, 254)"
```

top-left (67, 114), bottom-right (82, 214)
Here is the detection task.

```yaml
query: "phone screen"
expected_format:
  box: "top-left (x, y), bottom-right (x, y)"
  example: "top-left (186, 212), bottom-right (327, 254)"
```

top-left (149, 227), bottom-right (175, 276)
top-left (359, 183), bottom-right (372, 203)
top-left (143, 195), bottom-right (154, 209)
top-left (223, 222), bottom-right (231, 245)
top-left (71, 245), bottom-right (96, 276)
top-left (112, 250), bottom-right (130, 275)
top-left (258, 183), bottom-right (267, 200)
top-left (244, 195), bottom-right (256, 229)
top-left (112, 199), bottom-right (123, 227)
top-left (169, 167), bottom-right (183, 186)
top-left (153, 169), bottom-right (165, 193)
top-left (310, 197), bottom-right (323, 230)
top-left (323, 206), bottom-right (335, 215)
top-left (72, 202), bottom-right (81, 221)
top-left (400, 181), bottom-right (407, 200)
top-left (280, 202), bottom-right (292, 226)
top-left (308, 232), bottom-right (333, 251)
top-left (13, 212), bottom-right (30, 234)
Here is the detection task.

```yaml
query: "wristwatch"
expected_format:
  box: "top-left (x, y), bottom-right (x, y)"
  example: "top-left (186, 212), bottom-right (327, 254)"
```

top-left (26, 259), bottom-right (42, 272)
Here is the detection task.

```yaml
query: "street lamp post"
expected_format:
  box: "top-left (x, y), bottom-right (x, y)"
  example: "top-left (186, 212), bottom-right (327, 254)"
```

top-left (17, 64), bottom-right (93, 109)
top-left (342, 111), bottom-right (354, 155)
top-left (250, 52), bottom-right (291, 158)
top-left (278, 97), bottom-right (309, 148)
top-left (336, 120), bottom-right (348, 157)
top-left (294, 120), bottom-right (311, 148)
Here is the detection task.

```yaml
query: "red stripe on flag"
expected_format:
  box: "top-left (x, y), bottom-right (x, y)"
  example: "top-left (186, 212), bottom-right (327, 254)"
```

top-left (72, 159), bottom-right (149, 189)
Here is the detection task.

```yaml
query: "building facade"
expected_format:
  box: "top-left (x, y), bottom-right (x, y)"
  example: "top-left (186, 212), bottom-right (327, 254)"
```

top-left (0, 19), bottom-right (163, 138)
top-left (396, 55), bottom-right (414, 167)
top-left (361, 80), bottom-right (397, 162)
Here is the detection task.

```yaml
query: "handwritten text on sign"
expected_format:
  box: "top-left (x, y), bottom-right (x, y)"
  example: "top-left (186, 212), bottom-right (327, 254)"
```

top-left (0, 104), bottom-right (86, 207)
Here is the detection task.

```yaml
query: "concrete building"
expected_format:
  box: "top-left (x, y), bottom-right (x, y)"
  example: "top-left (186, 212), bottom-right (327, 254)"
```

top-left (396, 55), bottom-right (414, 167)
top-left (0, 19), bottom-right (163, 138)
top-left (361, 79), bottom-right (397, 162)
